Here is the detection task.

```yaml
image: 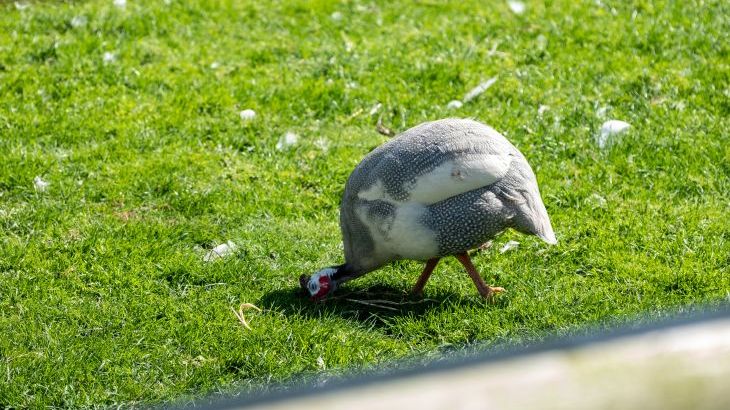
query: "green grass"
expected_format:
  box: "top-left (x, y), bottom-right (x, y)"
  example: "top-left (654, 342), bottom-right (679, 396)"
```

top-left (1, 0), bottom-right (728, 407)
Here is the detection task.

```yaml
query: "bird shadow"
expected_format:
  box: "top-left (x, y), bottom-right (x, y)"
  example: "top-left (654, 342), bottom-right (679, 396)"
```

top-left (258, 282), bottom-right (504, 329)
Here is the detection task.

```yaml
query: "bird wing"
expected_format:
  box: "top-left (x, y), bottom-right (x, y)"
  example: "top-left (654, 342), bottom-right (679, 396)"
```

top-left (405, 152), bottom-right (512, 204)
top-left (354, 119), bottom-right (516, 206)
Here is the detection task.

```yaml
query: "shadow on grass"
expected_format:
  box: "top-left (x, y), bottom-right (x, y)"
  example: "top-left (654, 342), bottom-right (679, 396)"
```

top-left (259, 283), bottom-right (502, 328)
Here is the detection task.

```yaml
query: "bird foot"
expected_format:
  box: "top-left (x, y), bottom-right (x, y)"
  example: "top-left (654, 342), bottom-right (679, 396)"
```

top-left (480, 286), bottom-right (506, 300)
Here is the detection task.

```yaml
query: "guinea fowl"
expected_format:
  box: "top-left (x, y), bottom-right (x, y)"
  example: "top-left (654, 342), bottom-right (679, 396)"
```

top-left (300, 118), bottom-right (556, 300)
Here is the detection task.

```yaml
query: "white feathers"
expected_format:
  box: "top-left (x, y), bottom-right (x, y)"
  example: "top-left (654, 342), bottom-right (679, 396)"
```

top-left (538, 227), bottom-right (557, 245)
top-left (446, 100), bottom-right (463, 109)
top-left (33, 176), bottom-right (49, 192)
top-left (500, 240), bottom-right (520, 253)
top-left (203, 241), bottom-right (237, 262)
top-left (597, 120), bottom-right (631, 148)
top-left (357, 202), bottom-right (438, 261)
top-left (239, 109), bottom-right (256, 121)
top-left (314, 137), bottom-right (330, 152)
top-left (70, 15), bottom-right (88, 28)
top-left (507, 1), bottom-right (526, 14)
top-left (276, 132), bottom-right (299, 150)
top-left (358, 155), bottom-right (512, 206)
top-left (102, 52), bottom-right (116, 64)
top-left (387, 203), bottom-right (438, 259)
top-left (463, 77), bottom-right (498, 103)
top-left (586, 193), bottom-right (607, 209)
top-left (368, 103), bottom-right (382, 116)
top-left (407, 155), bottom-right (512, 204)
top-left (357, 180), bottom-right (386, 202)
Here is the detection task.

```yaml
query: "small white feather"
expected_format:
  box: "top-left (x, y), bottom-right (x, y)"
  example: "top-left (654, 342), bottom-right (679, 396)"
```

top-left (464, 77), bottom-right (497, 102)
top-left (71, 16), bottom-right (87, 28)
top-left (33, 176), bottom-right (49, 192)
top-left (597, 120), bottom-right (631, 148)
top-left (446, 100), bottom-right (463, 109)
top-left (276, 132), bottom-right (299, 150)
top-left (239, 109), bottom-right (256, 121)
top-left (500, 240), bottom-right (520, 253)
top-left (204, 241), bottom-right (237, 262)
top-left (507, 0), bottom-right (526, 14)
top-left (369, 103), bottom-right (382, 116)
top-left (102, 52), bottom-right (116, 64)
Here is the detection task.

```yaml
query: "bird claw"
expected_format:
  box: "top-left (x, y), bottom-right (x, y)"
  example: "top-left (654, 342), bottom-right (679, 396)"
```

top-left (481, 286), bottom-right (506, 301)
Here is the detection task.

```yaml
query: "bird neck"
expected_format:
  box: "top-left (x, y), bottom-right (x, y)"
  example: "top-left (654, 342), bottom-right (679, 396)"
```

top-left (331, 263), bottom-right (356, 282)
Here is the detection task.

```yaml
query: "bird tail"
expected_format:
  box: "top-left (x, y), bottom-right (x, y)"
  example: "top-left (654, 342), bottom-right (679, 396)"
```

top-left (531, 196), bottom-right (557, 245)
top-left (500, 168), bottom-right (557, 245)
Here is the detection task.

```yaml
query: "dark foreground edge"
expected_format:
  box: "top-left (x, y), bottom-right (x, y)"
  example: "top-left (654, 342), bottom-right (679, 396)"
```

top-left (170, 304), bottom-right (730, 409)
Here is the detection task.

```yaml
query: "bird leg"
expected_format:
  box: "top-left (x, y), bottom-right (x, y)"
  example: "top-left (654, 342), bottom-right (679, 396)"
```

top-left (411, 258), bottom-right (440, 296)
top-left (455, 253), bottom-right (505, 299)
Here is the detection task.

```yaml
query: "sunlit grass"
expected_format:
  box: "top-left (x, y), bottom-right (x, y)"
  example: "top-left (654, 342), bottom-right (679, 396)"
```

top-left (0, 0), bottom-right (728, 407)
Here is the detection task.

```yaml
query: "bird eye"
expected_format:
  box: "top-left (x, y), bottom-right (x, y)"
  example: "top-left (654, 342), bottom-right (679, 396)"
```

top-left (309, 282), bottom-right (318, 292)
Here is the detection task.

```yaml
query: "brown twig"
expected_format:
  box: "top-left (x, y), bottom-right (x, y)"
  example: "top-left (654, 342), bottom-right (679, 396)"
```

top-left (344, 299), bottom-right (399, 311)
top-left (231, 303), bottom-right (262, 330)
top-left (376, 115), bottom-right (395, 137)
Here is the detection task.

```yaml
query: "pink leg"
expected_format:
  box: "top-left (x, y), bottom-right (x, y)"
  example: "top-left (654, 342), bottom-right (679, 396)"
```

top-left (455, 253), bottom-right (505, 299)
top-left (411, 258), bottom-right (440, 296)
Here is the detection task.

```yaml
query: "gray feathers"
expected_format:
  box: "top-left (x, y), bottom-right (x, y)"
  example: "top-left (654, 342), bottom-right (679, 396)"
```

top-left (339, 118), bottom-right (555, 276)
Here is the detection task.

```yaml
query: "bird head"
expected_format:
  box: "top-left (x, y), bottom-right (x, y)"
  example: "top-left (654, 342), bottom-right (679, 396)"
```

top-left (300, 267), bottom-right (337, 301)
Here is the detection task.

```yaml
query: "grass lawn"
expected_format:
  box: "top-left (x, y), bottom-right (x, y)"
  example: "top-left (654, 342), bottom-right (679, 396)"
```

top-left (1, 0), bottom-right (728, 407)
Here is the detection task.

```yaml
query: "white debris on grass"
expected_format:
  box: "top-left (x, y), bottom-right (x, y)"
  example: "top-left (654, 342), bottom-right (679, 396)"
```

top-left (204, 241), bottom-right (237, 262)
top-left (14, 2), bottom-right (30, 10)
top-left (33, 176), bottom-right (49, 192)
top-left (447, 100), bottom-right (464, 109)
top-left (596, 105), bottom-right (611, 118)
top-left (597, 120), bottom-right (631, 149)
top-left (71, 15), bottom-right (88, 28)
top-left (463, 77), bottom-right (497, 103)
top-left (239, 109), bottom-right (256, 121)
top-left (314, 138), bottom-right (330, 152)
top-left (316, 356), bottom-right (326, 370)
top-left (210, 61), bottom-right (220, 69)
top-left (113, 0), bottom-right (127, 9)
top-left (538, 105), bottom-right (550, 116)
top-left (331, 11), bottom-right (343, 22)
top-left (500, 240), bottom-right (520, 254)
top-left (368, 102), bottom-right (382, 116)
top-left (102, 52), bottom-right (116, 64)
top-left (507, 0), bottom-right (526, 14)
top-left (276, 132), bottom-right (299, 150)
top-left (586, 193), bottom-right (607, 208)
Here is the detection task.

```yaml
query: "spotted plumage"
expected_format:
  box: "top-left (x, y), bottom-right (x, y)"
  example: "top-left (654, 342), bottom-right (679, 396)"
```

top-left (301, 118), bottom-right (556, 300)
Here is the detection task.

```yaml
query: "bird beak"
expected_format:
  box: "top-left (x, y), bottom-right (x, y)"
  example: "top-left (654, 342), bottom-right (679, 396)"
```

top-left (299, 274), bottom-right (309, 291)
